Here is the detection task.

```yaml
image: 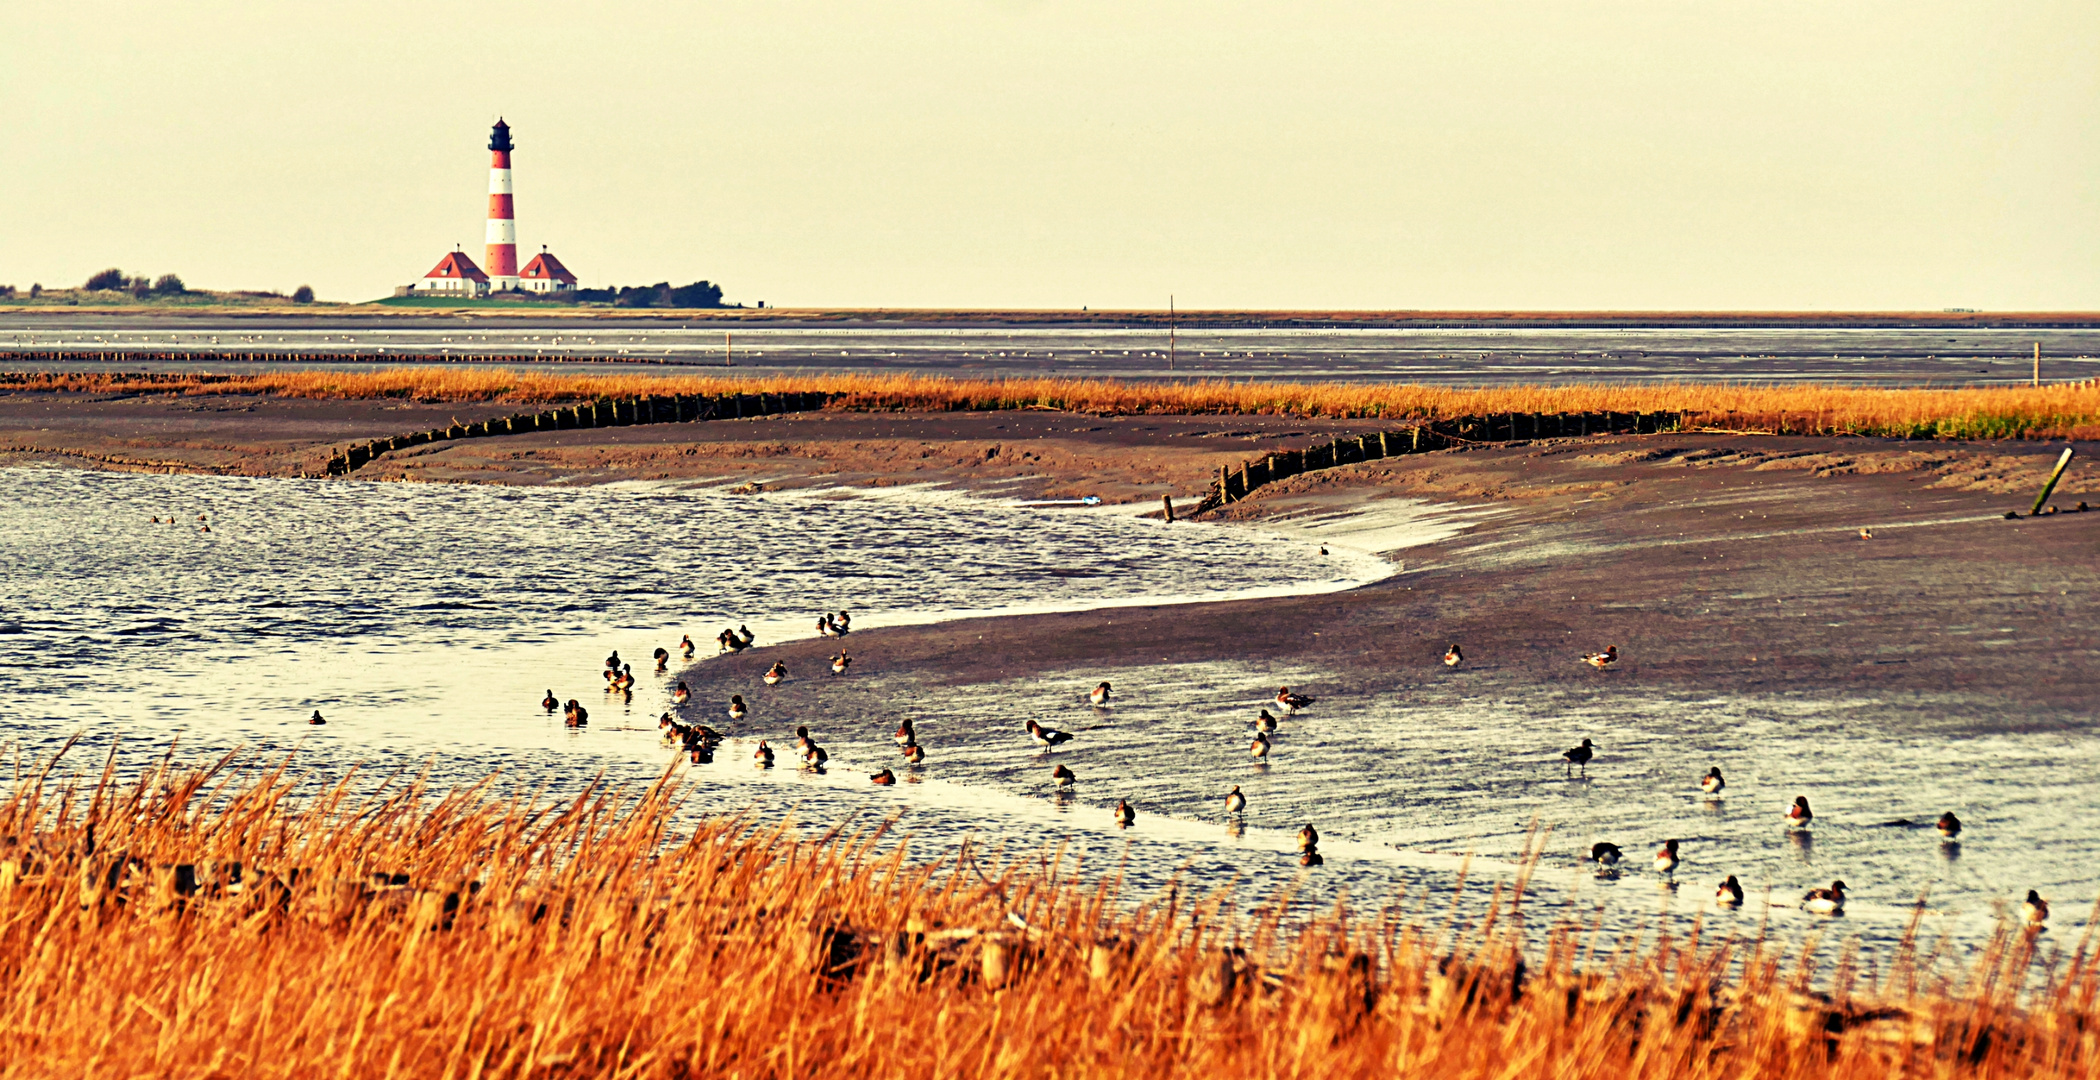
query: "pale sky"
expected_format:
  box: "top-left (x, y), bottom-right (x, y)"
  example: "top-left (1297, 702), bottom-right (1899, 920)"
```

top-left (3, 1), bottom-right (2095, 309)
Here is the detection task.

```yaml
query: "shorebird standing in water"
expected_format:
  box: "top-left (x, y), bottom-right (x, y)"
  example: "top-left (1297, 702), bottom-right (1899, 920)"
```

top-left (1717, 875), bottom-right (1745, 907)
top-left (1581, 645), bottom-right (1618, 669)
top-left (727, 695), bottom-right (748, 723)
top-left (1786, 796), bottom-right (1814, 829)
top-left (902, 743), bottom-right (925, 764)
top-left (1026, 719), bottom-right (1074, 750)
top-left (1090, 682), bottom-right (1113, 707)
top-left (870, 768), bottom-right (896, 786)
top-left (680, 634), bottom-right (695, 659)
top-left (1562, 738), bottom-right (1595, 777)
top-left (653, 647), bottom-right (670, 672)
top-left (2023, 890), bottom-right (2050, 927)
top-left (308, 710), bottom-right (327, 726)
top-left (541, 690), bottom-right (558, 712)
top-left (1051, 764), bottom-right (1076, 788)
top-left (1589, 841), bottom-right (1623, 869)
top-left (1273, 687), bottom-right (1313, 715)
top-left (1937, 811), bottom-right (1962, 839)
top-left (1114, 800), bottom-right (1135, 827)
top-left (1225, 785), bottom-right (1246, 815)
top-left (1701, 767), bottom-right (1725, 796)
top-left (1802, 880), bottom-right (1846, 915)
top-left (1654, 839), bottom-right (1681, 878)
top-left (1250, 731), bottom-right (1272, 760)
top-left (1443, 645), bottom-right (1463, 667)
top-left (671, 682), bottom-right (691, 705)
top-left (1254, 709), bottom-right (1279, 734)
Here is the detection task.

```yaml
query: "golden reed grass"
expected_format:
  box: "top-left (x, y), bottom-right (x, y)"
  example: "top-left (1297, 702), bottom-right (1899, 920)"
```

top-left (3, 744), bottom-right (2096, 1079)
top-left (5, 368), bottom-right (2099, 439)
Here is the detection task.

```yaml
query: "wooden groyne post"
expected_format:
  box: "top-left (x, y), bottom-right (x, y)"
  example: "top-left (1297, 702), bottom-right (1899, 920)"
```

top-left (2030, 447), bottom-right (2075, 516)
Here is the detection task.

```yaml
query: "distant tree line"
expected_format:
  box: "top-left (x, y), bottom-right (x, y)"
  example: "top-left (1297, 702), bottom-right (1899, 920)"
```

top-left (85, 268), bottom-right (186, 297)
top-left (572, 281), bottom-right (727, 308)
top-left (68, 268), bottom-right (315, 302)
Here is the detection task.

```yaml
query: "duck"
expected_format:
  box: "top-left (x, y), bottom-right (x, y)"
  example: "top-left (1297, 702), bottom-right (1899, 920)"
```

top-left (1273, 687), bottom-right (1313, 714)
top-left (1443, 644), bottom-right (1463, 667)
top-left (1250, 731), bottom-right (1272, 760)
top-left (671, 682), bottom-right (691, 705)
top-left (718, 630), bottom-right (748, 654)
top-left (894, 719), bottom-right (916, 746)
top-left (541, 690), bottom-right (558, 712)
top-left (680, 634), bottom-right (695, 659)
top-left (1859, 527), bottom-right (1873, 540)
top-left (1701, 767), bottom-right (1725, 796)
top-left (612, 665), bottom-right (636, 691)
top-left (764, 662), bottom-right (787, 686)
top-left (308, 710), bottom-right (327, 726)
top-left (1114, 800), bottom-right (1136, 827)
top-left (1786, 796), bottom-right (1813, 829)
top-left (1297, 824), bottom-right (1320, 852)
top-left (605, 650), bottom-right (621, 672)
top-left (871, 768), bottom-right (896, 786)
top-left (804, 744), bottom-right (829, 768)
top-left (1654, 839), bottom-right (1681, 877)
top-left (753, 741), bottom-right (775, 768)
top-left (1717, 875), bottom-right (1745, 907)
top-left (1225, 785), bottom-right (1246, 815)
top-left (1562, 738), bottom-right (1595, 776)
top-left (1802, 880), bottom-right (1846, 915)
top-left (736, 625), bottom-right (756, 648)
top-left (795, 725), bottom-right (814, 753)
top-left (727, 695), bottom-right (748, 723)
top-left (2022, 889), bottom-right (2049, 926)
top-left (1937, 811), bottom-right (1962, 839)
top-left (902, 743), bottom-right (925, 764)
top-left (563, 700), bottom-right (588, 726)
top-left (653, 647), bottom-right (671, 672)
top-left (817, 613), bottom-right (837, 636)
top-left (1254, 710), bottom-right (1279, 734)
top-left (833, 611), bottom-right (851, 633)
top-left (1589, 842), bottom-right (1623, 867)
top-left (1051, 764), bottom-right (1076, 787)
top-left (1026, 719), bottom-right (1074, 750)
top-left (830, 652), bottom-right (851, 676)
top-left (1090, 682), bottom-right (1113, 707)
top-left (1581, 645), bottom-right (1619, 669)
top-left (688, 745), bottom-right (714, 765)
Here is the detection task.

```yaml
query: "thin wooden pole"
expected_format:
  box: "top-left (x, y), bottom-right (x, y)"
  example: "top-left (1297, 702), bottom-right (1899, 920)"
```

top-left (2034, 342), bottom-right (2040, 387)
top-left (1168, 295), bottom-right (1176, 372)
top-left (727, 332), bottom-right (734, 367)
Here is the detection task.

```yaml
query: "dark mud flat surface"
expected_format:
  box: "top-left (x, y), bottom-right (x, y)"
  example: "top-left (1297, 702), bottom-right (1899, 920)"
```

top-left (694, 434), bottom-right (2100, 726)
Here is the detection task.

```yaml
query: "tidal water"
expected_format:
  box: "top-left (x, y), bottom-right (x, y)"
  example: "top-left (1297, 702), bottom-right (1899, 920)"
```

top-left (6, 318), bottom-right (2100, 385)
top-left (0, 464), bottom-right (2089, 963)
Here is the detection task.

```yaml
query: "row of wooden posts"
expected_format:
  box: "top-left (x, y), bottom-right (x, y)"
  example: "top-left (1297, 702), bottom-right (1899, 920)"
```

top-left (327, 391), bottom-right (833, 475)
top-left (0, 352), bottom-right (662, 367)
top-left (1194, 410), bottom-right (1683, 513)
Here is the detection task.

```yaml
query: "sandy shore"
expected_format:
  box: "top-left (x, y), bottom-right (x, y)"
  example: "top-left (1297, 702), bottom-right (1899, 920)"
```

top-left (5, 390), bottom-right (2095, 725)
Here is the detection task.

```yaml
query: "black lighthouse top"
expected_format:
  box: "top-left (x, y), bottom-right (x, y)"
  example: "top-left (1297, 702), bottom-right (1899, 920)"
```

top-left (489, 119), bottom-right (513, 152)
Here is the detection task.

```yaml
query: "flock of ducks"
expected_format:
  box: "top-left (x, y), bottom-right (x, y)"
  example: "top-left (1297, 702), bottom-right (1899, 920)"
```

top-left (543, 628), bottom-right (2055, 928)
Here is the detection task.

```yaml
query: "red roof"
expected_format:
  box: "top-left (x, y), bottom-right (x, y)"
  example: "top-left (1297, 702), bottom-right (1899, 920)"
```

top-left (424, 251), bottom-right (489, 281)
top-left (520, 252), bottom-right (577, 284)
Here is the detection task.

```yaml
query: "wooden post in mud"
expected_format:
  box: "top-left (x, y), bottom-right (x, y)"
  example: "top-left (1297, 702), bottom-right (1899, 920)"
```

top-left (2034, 342), bottom-right (2041, 387)
top-left (1162, 495), bottom-right (1175, 523)
top-left (1217, 465), bottom-right (1231, 503)
top-left (2030, 448), bottom-right (2076, 516)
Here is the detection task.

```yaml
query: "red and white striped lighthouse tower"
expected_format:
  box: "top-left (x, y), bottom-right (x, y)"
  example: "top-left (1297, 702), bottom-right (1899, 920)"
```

top-left (485, 119), bottom-right (519, 291)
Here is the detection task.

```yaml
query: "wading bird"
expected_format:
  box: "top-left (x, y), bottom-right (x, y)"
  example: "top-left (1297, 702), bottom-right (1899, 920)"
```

top-left (1444, 644), bottom-right (1463, 667)
top-left (1090, 682), bottom-right (1113, 706)
top-left (1581, 645), bottom-right (1619, 669)
top-left (1051, 764), bottom-right (1075, 787)
top-left (1225, 785), bottom-right (1245, 815)
top-left (1562, 738), bottom-right (1596, 776)
top-left (1717, 875), bottom-right (1745, 907)
top-left (1786, 796), bottom-right (1813, 829)
top-left (1701, 767), bottom-right (1725, 796)
top-left (1026, 719), bottom-right (1074, 750)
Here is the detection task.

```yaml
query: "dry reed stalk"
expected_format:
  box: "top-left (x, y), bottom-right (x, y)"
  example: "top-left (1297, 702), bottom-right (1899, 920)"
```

top-left (0, 748), bottom-right (2093, 1079)
top-left (3, 369), bottom-right (2098, 440)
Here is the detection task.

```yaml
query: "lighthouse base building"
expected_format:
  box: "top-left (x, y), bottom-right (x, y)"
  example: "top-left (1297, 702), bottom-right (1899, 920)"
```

top-left (411, 250), bottom-right (490, 296)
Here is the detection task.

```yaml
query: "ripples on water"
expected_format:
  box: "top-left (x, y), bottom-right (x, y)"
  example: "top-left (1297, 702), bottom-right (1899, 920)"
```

top-left (1, 465), bottom-right (2086, 960)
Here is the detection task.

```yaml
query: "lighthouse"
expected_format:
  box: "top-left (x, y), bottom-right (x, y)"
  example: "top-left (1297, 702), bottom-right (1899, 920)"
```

top-left (485, 119), bottom-right (519, 292)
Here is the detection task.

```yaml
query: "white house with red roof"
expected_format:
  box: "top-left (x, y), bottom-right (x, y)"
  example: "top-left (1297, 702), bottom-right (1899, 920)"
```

top-left (519, 248), bottom-right (578, 294)
top-left (411, 249), bottom-right (490, 296)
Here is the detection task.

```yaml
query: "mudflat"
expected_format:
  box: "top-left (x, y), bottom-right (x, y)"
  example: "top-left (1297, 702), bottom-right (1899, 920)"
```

top-left (5, 389), bottom-right (2094, 728)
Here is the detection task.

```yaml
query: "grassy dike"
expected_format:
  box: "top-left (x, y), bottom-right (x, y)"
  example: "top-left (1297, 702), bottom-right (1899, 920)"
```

top-left (1, 368), bottom-right (2097, 441)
